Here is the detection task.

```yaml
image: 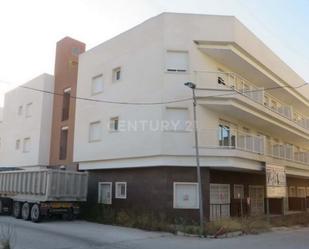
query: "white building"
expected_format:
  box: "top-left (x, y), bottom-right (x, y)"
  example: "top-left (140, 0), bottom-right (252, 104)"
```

top-left (0, 74), bottom-right (54, 168)
top-left (74, 13), bottom-right (309, 221)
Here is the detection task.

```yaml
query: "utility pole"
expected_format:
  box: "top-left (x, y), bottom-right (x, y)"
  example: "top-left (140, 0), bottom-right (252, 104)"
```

top-left (184, 82), bottom-right (204, 234)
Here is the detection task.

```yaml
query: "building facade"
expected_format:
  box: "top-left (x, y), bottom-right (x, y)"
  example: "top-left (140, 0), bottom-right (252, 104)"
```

top-left (49, 37), bottom-right (86, 168)
top-left (0, 74), bottom-right (54, 168)
top-left (74, 13), bottom-right (309, 221)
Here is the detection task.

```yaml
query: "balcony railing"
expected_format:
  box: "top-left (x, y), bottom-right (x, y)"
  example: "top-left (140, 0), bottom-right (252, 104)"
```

top-left (195, 71), bottom-right (309, 131)
top-left (213, 129), bottom-right (309, 166)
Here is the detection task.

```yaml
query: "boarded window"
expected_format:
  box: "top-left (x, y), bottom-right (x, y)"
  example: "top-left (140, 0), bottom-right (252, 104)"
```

top-left (173, 182), bottom-right (199, 209)
top-left (166, 51), bottom-right (188, 72)
top-left (98, 182), bottom-right (112, 204)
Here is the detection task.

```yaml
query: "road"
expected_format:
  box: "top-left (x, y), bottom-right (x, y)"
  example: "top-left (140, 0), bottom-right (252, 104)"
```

top-left (0, 216), bottom-right (309, 249)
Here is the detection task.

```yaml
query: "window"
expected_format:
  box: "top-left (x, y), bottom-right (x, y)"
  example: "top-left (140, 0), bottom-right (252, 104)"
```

top-left (59, 127), bottom-right (68, 160)
top-left (234, 184), bottom-right (244, 199)
top-left (210, 184), bottom-right (231, 220)
top-left (98, 182), bottom-right (112, 204)
top-left (18, 105), bottom-right (23, 116)
top-left (23, 137), bottom-right (31, 153)
top-left (112, 67), bottom-right (121, 82)
top-left (25, 103), bottom-right (32, 118)
top-left (166, 51), bottom-right (188, 72)
top-left (219, 124), bottom-right (236, 147)
top-left (173, 182), bottom-right (199, 209)
top-left (16, 139), bottom-right (20, 150)
top-left (89, 121), bottom-right (102, 142)
top-left (115, 182), bottom-right (127, 199)
top-left (165, 108), bottom-right (189, 131)
top-left (62, 88), bottom-right (71, 121)
top-left (91, 75), bottom-right (104, 95)
top-left (109, 117), bottom-right (119, 132)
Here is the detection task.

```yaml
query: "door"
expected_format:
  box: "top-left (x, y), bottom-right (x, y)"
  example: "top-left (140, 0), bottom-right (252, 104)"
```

top-left (98, 182), bottom-right (112, 204)
top-left (249, 185), bottom-right (265, 215)
top-left (210, 184), bottom-right (230, 220)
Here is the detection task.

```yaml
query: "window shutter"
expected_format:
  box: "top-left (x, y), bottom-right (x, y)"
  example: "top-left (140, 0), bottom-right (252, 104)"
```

top-left (166, 51), bottom-right (188, 72)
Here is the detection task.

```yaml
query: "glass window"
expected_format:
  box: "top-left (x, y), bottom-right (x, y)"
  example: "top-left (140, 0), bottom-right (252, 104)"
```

top-left (92, 75), bottom-right (104, 95)
top-left (234, 184), bottom-right (244, 199)
top-left (115, 182), bottom-right (127, 199)
top-left (23, 137), bottom-right (31, 153)
top-left (109, 117), bottom-right (119, 132)
top-left (113, 67), bottom-right (121, 82)
top-left (25, 103), bottom-right (32, 118)
top-left (219, 124), bottom-right (234, 147)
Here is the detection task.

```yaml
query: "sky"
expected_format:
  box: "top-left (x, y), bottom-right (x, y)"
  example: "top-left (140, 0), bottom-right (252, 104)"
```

top-left (0, 0), bottom-right (308, 106)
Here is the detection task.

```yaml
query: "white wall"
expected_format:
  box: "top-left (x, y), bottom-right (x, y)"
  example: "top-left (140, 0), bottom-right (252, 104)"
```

top-left (0, 74), bottom-right (54, 167)
top-left (74, 13), bottom-right (309, 170)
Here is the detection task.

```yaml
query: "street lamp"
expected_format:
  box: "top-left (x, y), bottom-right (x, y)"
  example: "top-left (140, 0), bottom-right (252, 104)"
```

top-left (184, 82), bottom-right (204, 234)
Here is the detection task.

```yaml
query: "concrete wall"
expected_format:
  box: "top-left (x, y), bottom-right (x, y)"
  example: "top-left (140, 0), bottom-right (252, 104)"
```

top-left (74, 13), bottom-right (309, 173)
top-left (0, 74), bottom-right (54, 167)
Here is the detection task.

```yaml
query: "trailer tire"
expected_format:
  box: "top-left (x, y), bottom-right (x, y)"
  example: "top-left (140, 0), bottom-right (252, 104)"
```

top-left (13, 201), bottom-right (22, 219)
top-left (22, 203), bottom-right (31, 220)
top-left (31, 204), bottom-right (41, 223)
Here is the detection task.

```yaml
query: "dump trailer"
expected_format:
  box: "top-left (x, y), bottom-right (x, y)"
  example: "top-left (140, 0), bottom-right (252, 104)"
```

top-left (0, 169), bottom-right (88, 222)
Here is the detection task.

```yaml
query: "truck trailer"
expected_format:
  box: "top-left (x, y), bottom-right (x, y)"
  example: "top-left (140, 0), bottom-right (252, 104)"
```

top-left (0, 169), bottom-right (88, 222)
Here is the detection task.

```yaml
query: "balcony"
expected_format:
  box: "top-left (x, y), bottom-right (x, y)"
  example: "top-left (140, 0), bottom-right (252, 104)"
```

top-left (205, 128), bottom-right (309, 166)
top-left (195, 71), bottom-right (309, 141)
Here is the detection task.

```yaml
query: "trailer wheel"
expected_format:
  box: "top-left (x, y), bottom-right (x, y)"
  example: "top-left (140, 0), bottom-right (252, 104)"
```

top-left (22, 203), bottom-right (31, 220)
top-left (13, 201), bottom-right (21, 219)
top-left (31, 204), bottom-right (41, 223)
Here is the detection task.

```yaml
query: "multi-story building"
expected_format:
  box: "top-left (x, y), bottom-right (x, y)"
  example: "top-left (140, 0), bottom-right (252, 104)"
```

top-left (49, 37), bottom-right (86, 168)
top-left (0, 74), bottom-right (54, 168)
top-left (74, 13), bottom-right (309, 221)
top-left (0, 36), bottom-right (85, 171)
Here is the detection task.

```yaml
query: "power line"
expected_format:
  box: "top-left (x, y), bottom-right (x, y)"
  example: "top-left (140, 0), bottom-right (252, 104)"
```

top-left (19, 86), bottom-right (192, 105)
top-left (18, 81), bottom-right (308, 106)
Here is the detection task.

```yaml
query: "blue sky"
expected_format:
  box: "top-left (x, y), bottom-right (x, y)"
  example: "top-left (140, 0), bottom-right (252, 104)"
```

top-left (0, 0), bottom-right (308, 104)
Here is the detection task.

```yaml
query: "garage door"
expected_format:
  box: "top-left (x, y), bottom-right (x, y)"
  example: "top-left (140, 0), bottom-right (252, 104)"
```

top-left (210, 184), bottom-right (230, 221)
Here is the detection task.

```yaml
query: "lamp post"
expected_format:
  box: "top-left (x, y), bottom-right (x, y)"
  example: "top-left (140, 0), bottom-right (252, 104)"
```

top-left (184, 82), bottom-right (204, 234)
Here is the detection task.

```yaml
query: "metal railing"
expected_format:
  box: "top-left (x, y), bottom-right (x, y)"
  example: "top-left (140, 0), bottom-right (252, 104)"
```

top-left (195, 71), bottom-right (309, 131)
top-left (214, 128), bottom-right (309, 166)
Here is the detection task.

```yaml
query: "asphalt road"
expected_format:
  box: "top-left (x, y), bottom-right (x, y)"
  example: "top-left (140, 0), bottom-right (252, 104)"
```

top-left (0, 216), bottom-right (309, 249)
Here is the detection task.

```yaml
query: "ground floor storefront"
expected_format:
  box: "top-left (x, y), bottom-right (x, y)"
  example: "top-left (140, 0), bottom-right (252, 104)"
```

top-left (86, 166), bottom-right (309, 222)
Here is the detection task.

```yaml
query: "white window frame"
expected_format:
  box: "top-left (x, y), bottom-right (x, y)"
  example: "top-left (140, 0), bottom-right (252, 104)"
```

top-left (91, 74), bottom-right (103, 95)
top-left (173, 182), bottom-right (199, 209)
top-left (89, 121), bottom-right (102, 142)
top-left (112, 67), bottom-right (121, 82)
top-left (23, 137), bottom-right (31, 153)
top-left (25, 103), bottom-right (33, 118)
top-left (109, 116), bottom-right (119, 132)
top-left (115, 182), bottom-right (127, 199)
top-left (98, 182), bottom-right (112, 204)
